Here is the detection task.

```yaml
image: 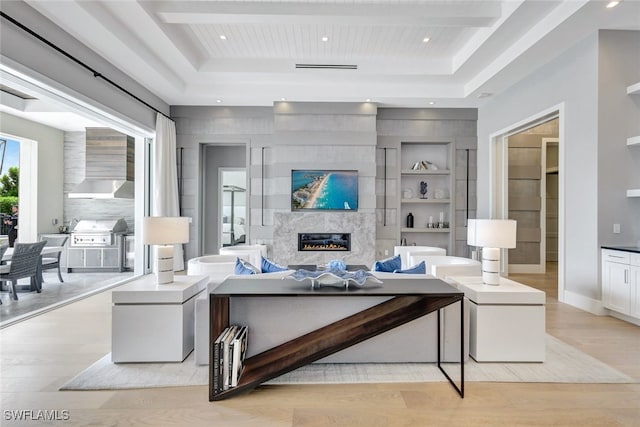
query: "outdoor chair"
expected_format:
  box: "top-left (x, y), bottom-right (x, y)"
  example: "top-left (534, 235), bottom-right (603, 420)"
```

top-left (0, 241), bottom-right (47, 302)
top-left (40, 235), bottom-right (69, 283)
top-left (0, 244), bottom-right (8, 304)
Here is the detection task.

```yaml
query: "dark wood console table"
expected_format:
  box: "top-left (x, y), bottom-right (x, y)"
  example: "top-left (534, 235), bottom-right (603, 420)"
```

top-left (209, 277), bottom-right (464, 401)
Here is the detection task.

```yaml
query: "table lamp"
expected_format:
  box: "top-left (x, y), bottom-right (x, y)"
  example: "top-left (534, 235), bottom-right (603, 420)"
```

top-left (142, 216), bottom-right (190, 284)
top-left (467, 219), bottom-right (517, 285)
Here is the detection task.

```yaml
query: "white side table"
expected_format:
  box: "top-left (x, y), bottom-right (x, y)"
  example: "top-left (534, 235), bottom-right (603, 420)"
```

top-left (447, 276), bottom-right (546, 362)
top-left (112, 274), bottom-right (207, 363)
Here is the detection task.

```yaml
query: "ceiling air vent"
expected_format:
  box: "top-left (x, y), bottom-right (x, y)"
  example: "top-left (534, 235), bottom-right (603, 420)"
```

top-left (295, 64), bottom-right (357, 70)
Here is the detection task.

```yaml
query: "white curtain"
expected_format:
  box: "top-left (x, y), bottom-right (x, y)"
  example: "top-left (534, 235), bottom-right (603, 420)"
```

top-left (153, 113), bottom-right (184, 271)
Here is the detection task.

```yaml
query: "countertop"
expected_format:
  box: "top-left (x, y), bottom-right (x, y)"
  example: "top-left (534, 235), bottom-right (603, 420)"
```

top-left (601, 246), bottom-right (640, 254)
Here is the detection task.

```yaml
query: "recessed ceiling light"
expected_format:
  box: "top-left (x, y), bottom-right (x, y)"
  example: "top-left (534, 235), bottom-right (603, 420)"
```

top-left (280, 98), bottom-right (286, 101)
top-left (216, 99), bottom-right (222, 103)
top-left (321, 36), bottom-right (329, 42)
top-left (606, 1), bottom-right (620, 8)
top-left (220, 35), bottom-right (227, 40)
top-left (365, 98), bottom-right (371, 102)
top-left (423, 37), bottom-right (430, 43)
top-left (428, 101), bottom-right (435, 105)
top-left (477, 92), bottom-right (493, 99)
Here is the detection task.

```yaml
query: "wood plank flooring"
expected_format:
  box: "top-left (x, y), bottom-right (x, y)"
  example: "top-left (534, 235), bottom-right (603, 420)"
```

top-left (1, 266), bottom-right (639, 426)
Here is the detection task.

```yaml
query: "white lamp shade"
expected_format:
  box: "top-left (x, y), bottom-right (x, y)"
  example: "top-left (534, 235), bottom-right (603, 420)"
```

top-left (467, 219), bottom-right (517, 249)
top-left (142, 216), bottom-right (190, 245)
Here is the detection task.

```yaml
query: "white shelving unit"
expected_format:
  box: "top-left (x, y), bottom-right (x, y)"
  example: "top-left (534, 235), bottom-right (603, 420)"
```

top-left (627, 136), bottom-right (640, 146)
top-left (626, 82), bottom-right (640, 198)
top-left (626, 82), bottom-right (640, 95)
top-left (399, 142), bottom-right (453, 252)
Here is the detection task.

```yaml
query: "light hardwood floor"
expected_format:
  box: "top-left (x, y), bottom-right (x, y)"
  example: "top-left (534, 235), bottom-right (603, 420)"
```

top-left (1, 267), bottom-right (639, 426)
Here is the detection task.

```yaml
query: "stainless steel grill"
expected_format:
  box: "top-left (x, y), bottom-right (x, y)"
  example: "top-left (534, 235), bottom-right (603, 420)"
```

top-left (71, 219), bottom-right (128, 247)
top-left (68, 219), bottom-right (129, 272)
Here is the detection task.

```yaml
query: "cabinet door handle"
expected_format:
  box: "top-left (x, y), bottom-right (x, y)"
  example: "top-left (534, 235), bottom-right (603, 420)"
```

top-left (625, 269), bottom-right (629, 284)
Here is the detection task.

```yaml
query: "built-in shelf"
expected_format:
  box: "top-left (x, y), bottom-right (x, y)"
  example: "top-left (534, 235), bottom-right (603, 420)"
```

top-left (546, 166), bottom-right (559, 174)
top-left (400, 228), bottom-right (450, 233)
top-left (626, 84), bottom-right (640, 199)
top-left (401, 198), bottom-right (450, 204)
top-left (626, 82), bottom-right (640, 95)
top-left (401, 169), bottom-right (450, 175)
top-left (627, 136), bottom-right (640, 146)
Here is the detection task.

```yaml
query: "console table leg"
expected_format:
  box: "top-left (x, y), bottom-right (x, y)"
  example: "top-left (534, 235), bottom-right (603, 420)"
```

top-left (436, 298), bottom-right (464, 398)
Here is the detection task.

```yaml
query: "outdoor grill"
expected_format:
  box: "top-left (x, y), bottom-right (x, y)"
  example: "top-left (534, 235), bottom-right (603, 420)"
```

top-left (68, 218), bottom-right (129, 272)
top-left (71, 219), bottom-right (128, 246)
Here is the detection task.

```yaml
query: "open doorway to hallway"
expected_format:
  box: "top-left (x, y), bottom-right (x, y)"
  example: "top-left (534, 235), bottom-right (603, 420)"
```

top-left (490, 106), bottom-right (565, 301)
top-left (506, 118), bottom-right (559, 274)
top-left (201, 144), bottom-right (247, 255)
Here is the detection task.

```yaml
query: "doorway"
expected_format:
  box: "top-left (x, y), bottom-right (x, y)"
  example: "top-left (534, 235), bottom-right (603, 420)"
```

top-left (490, 105), bottom-right (565, 300)
top-left (201, 144), bottom-right (247, 254)
top-left (505, 119), bottom-right (559, 273)
top-left (220, 168), bottom-right (247, 247)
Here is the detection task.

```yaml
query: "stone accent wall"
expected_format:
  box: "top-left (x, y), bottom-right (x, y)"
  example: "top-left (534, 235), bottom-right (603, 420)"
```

top-left (272, 212), bottom-right (375, 266)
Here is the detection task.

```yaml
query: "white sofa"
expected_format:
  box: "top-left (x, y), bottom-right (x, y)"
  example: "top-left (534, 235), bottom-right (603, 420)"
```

top-left (408, 255), bottom-right (481, 280)
top-left (191, 260), bottom-right (469, 366)
top-left (219, 244), bottom-right (268, 268)
top-left (394, 246), bottom-right (446, 269)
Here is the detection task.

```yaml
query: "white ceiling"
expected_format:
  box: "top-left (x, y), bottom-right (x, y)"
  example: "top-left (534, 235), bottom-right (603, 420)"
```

top-left (1, 0), bottom-right (639, 130)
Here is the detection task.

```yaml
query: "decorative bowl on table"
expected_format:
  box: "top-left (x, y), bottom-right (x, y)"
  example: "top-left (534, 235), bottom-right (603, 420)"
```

top-left (287, 268), bottom-right (381, 289)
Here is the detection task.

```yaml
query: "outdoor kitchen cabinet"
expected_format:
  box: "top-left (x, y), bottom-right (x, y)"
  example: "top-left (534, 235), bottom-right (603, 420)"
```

top-left (67, 247), bottom-right (124, 271)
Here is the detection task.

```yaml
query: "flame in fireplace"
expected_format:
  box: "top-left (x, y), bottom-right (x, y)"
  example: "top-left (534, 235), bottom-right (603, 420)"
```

top-left (302, 243), bottom-right (349, 251)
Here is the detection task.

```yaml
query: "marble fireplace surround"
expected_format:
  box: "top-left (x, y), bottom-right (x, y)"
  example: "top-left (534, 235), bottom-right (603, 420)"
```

top-left (273, 212), bottom-right (376, 267)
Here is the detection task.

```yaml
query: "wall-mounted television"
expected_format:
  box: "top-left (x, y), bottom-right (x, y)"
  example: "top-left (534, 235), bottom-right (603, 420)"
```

top-left (291, 170), bottom-right (358, 211)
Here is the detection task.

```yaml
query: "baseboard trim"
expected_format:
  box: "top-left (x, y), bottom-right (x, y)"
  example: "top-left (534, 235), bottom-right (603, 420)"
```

top-left (561, 290), bottom-right (607, 315)
top-left (607, 311), bottom-right (640, 326)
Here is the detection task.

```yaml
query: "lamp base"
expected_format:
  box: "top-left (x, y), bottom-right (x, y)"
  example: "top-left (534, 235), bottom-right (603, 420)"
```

top-left (481, 247), bottom-right (500, 286)
top-left (155, 245), bottom-right (175, 285)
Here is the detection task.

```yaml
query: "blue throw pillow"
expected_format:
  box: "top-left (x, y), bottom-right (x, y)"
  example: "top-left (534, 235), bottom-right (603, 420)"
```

top-left (261, 256), bottom-right (288, 273)
top-left (394, 261), bottom-right (426, 274)
top-left (373, 254), bottom-right (402, 272)
top-left (234, 258), bottom-right (259, 275)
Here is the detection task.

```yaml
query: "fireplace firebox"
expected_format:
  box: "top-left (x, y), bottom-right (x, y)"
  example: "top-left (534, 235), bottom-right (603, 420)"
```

top-left (298, 233), bottom-right (351, 252)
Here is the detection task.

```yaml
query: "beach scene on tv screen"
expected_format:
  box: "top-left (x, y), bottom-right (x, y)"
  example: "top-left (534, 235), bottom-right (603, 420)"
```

top-left (291, 170), bottom-right (358, 210)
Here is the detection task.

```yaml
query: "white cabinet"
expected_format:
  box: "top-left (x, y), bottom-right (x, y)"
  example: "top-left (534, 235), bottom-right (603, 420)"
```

top-left (631, 265), bottom-right (640, 319)
top-left (601, 248), bottom-right (640, 324)
top-left (447, 276), bottom-right (546, 362)
top-left (112, 275), bottom-right (207, 362)
top-left (399, 142), bottom-right (453, 252)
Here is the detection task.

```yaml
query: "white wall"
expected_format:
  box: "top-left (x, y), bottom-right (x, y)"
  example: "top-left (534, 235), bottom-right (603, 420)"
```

top-left (171, 106), bottom-right (274, 262)
top-left (478, 33), bottom-right (600, 303)
top-left (478, 30), bottom-right (640, 309)
top-left (597, 30), bottom-right (640, 248)
top-left (0, 111), bottom-right (64, 237)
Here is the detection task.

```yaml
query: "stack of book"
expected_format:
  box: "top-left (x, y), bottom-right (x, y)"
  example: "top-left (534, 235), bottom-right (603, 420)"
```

top-left (212, 325), bottom-right (248, 393)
